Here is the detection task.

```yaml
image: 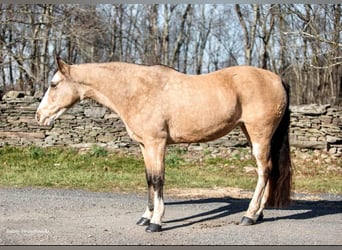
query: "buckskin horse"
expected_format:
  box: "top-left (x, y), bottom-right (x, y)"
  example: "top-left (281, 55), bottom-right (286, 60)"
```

top-left (36, 57), bottom-right (292, 232)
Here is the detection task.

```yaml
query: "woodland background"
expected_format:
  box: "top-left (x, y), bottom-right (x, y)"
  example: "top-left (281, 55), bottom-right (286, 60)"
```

top-left (0, 4), bottom-right (341, 105)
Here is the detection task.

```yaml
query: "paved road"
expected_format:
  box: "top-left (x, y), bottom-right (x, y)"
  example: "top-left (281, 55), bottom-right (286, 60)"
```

top-left (0, 187), bottom-right (341, 245)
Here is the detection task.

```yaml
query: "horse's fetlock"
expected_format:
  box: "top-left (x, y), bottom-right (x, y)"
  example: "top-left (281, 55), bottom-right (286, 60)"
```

top-left (148, 203), bottom-right (154, 211)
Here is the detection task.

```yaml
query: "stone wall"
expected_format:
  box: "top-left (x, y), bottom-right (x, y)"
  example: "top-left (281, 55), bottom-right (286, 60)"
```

top-left (0, 93), bottom-right (341, 157)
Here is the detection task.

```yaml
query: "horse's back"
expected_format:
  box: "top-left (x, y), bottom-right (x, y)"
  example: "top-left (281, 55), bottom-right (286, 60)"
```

top-left (177, 65), bottom-right (286, 120)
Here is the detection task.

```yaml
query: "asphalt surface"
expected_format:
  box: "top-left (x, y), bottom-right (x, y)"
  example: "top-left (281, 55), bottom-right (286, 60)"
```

top-left (0, 187), bottom-right (341, 245)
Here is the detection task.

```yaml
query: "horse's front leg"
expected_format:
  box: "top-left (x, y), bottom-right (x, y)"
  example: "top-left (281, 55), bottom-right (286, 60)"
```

top-left (136, 166), bottom-right (154, 226)
top-left (137, 139), bottom-right (166, 232)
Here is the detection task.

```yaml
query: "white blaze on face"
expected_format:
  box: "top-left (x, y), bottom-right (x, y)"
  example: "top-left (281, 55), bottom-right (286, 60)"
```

top-left (36, 72), bottom-right (66, 126)
top-left (39, 72), bottom-right (62, 110)
top-left (51, 72), bottom-right (62, 83)
top-left (38, 88), bottom-right (50, 111)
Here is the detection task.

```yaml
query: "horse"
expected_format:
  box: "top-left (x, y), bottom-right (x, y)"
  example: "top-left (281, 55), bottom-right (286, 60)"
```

top-left (36, 56), bottom-right (292, 233)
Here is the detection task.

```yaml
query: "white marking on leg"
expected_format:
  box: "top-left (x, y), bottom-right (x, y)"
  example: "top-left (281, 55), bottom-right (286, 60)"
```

top-left (252, 143), bottom-right (261, 160)
top-left (245, 142), bottom-right (269, 220)
top-left (256, 181), bottom-right (269, 218)
top-left (141, 207), bottom-right (153, 220)
top-left (150, 191), bottom-right (164, 225)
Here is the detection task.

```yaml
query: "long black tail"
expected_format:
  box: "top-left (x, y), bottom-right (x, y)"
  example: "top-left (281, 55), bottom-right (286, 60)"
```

top-left (267, 81), bottom-right (293, 208)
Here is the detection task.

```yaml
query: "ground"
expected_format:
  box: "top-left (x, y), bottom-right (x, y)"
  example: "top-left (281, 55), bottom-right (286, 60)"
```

top-left (0, 187), bottom-right (341, 245)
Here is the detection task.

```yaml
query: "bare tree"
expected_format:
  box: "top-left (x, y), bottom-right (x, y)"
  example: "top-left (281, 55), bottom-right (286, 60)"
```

top-left (0, 4), bottom-right (340, 105)
top-left (170, 4), bottom-right (192, 69)
top-left (283, 4), bottom-right (342, 104)
top-left (256, 4), bottom-right (276, 69)
top-left (235, 4), bottom-right (260, 65)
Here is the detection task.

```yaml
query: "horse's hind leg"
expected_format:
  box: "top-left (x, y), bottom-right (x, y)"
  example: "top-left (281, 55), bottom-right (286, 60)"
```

top-left (137, 138), bottom-right (166, 232)
top-left (240, 124), bottom-right (273, 225)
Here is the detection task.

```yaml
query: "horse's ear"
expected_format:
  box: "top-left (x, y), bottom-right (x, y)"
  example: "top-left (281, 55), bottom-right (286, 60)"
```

top-left (55, 56), bottom-right (70, 77)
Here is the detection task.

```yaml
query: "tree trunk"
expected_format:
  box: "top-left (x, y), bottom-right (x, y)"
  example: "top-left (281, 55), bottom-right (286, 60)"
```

top-left (235, 4), bottom-right (260, 65)
top-left (171, 4), bottom-right (192, 68)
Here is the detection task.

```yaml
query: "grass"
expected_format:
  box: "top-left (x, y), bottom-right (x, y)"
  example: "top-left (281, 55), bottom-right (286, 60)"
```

top-left (0, 145), bottom-right (341, 195)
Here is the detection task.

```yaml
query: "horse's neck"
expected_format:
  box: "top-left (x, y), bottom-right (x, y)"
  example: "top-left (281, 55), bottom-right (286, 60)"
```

top-left (73, 63), bottom-right (136, 118)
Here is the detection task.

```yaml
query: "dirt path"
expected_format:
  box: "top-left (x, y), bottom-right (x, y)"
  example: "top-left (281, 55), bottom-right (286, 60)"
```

top-left (0, 187), bottom-right (341, 245)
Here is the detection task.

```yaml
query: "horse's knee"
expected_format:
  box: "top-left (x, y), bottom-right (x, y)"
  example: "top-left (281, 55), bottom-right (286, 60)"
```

top-left (152, 175), bottom-right (164, 195)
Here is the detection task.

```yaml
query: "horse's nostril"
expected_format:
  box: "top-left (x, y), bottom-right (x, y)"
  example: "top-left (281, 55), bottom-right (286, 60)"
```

top-left (36, 113), bottom-right (40, 122)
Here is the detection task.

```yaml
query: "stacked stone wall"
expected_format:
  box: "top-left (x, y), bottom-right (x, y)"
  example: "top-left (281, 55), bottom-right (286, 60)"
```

top-left (0, 93), bottom-right (341, 157)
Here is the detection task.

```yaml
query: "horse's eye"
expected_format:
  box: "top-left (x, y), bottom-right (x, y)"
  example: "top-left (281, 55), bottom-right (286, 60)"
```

top-left (50, 82), bottom-right (58, 89)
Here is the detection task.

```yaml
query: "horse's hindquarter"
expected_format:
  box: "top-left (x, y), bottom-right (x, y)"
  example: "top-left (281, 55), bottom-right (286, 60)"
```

top-left (230, 67), bottom-right (287, 130)
top-left (164, 66), bottom-right (286, 143)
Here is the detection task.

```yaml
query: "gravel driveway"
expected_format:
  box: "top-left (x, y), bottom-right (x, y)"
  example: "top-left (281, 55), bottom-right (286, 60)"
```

top-left (0, 187), bottom-right (341, 245)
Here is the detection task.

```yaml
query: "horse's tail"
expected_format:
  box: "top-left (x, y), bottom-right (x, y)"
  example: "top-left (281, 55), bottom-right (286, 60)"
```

top-left (266, 81), bottom-right (293, 208)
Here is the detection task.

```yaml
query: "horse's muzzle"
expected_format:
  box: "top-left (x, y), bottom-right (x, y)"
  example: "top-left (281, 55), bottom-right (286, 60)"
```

top-left (35, 112), bottom-right (47, 126)
top-left (35, 108), bottom-right (67, 126)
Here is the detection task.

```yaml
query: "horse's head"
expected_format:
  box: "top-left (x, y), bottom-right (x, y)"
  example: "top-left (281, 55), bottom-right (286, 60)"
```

top-left (36, 57), bottom-right (80, 126)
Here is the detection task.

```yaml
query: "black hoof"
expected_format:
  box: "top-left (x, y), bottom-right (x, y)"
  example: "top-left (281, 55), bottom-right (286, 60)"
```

top-left (257, 212), bottom-right (264, 222)
top-left (240, 216), bottom-right (255, 226)
top-left (136, 217), bottom-right (150, 226)
top-left (145, 223), bottom-right (162, 233)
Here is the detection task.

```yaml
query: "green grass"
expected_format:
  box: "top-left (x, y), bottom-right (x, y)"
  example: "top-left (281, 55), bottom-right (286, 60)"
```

top-left (0, 145), bottom-right (145, 192)
top-left (0, 145), bottom-right (341, 194)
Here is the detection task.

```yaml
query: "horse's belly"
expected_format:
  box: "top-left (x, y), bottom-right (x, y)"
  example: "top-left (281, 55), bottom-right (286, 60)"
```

top-left (164, 81), bottom-right (240, 144)
top-left (167, 110), bottom-right (239, 144)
